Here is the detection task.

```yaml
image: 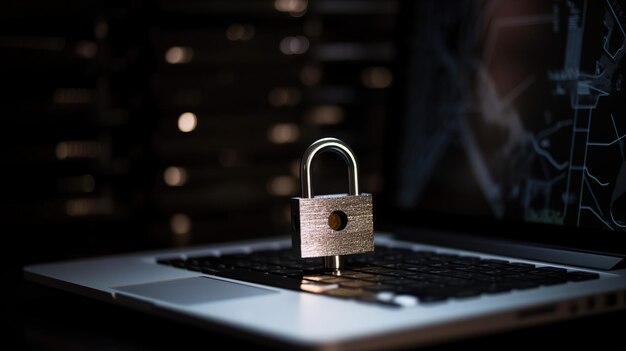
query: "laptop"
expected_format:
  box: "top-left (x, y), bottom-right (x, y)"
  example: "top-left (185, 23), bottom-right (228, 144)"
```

top-left (24, 1), bottom-right (626, 349)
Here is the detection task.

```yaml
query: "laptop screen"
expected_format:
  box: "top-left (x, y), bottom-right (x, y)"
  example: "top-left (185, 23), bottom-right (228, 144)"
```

top-left (388, 0), bottom-right (626, 254)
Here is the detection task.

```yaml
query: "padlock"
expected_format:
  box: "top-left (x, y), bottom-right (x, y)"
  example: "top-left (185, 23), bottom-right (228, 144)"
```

top-left (291, 137), bottom-right (374, 270)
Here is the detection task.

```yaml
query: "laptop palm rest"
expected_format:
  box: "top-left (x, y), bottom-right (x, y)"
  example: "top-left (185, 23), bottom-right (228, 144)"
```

top-left (114, 277), bottom-right (277, 305)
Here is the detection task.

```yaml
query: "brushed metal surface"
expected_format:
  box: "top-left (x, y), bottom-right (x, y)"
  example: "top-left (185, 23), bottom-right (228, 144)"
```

top-left (291, 194), bottom-right (374, 257)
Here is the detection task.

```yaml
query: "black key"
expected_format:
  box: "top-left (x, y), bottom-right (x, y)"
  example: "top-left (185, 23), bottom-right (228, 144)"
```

top-left (499, 280), bottom-right (540, 290)
top-left (245, 249), bottom-right (281, 258)
top-left (527, 269), bottom-right (564, 277)
top-left (448, 270), bottom-right (490, 280)
top-left (385, 278), bottom-right (415, 286)
top-left (346, 256), bottom-right (377, 264)
top-left (360, 275), bottom-right (397, 283)
top-left (303, 258), bottom-right (322, 265)
top-left (474, 268), bottom-right (508, 275)
top-left (384, 269), bottom-right (415, 277)
top-left (444, 262), bottom-right (472, 268)
top-left (536, 266), bottom-right (567, 273)
top-left (352, 266), bottom-right (394, 274)
top-left (535, 277), bottom-right (568, 286)
top-left (496, 273), bottom-right (535, 280)
top-left (267, 269), bottom-right (301, 277)
top-left (302, 265), bottom-right (325, 272)
top-left (280, 260), bottom-right (303, 269)
top-left (475, 263), bottom-right (510, 270)
top-left (401, 258), bottom-right (427, 265)
top-left (425, 269), bottom-right (453, 275)
top-left (403, 280), bottom-right (443, 288)
top-left (435, 277), bottom-right (468, 286)
top-left (419, 295), bottom-right (449, 303)
top-left (481, 284), bottom-right (513, 294)
top-left (502, 264), bottom-right (536, 272)
top-left (402, 266), bottom-right (433, 273)
top-left (566, 271), bottom-right (600, 281)
top-left (452, 290), bottom-right (482, 298)
top-left (509, 262), bottom-right (535, 268)
top-left (425, 262), bottom-right (448, 268)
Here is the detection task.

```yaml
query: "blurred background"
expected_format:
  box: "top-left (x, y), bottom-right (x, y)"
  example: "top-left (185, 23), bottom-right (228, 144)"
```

top-left (1, 0), bottom-right (401, 267)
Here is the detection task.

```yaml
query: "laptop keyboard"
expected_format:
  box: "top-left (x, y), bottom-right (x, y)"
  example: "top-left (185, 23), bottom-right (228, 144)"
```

top-left (157, 246), bottom-right (600, 307)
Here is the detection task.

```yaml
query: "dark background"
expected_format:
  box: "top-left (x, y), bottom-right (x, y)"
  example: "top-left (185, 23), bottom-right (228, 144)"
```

top-left (1, 1), bottom-right (624, 349)
top-left (1, 0), bottom-right (398, 266)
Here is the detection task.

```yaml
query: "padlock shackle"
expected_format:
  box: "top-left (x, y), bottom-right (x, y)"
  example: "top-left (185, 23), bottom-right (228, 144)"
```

top-left (300, 137), bottom-right (359, 198)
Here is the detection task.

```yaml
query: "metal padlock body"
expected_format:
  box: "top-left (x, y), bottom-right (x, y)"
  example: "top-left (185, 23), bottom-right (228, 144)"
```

top-left (291, 138), bottom-right (374, 259)
top-left (292, 193), bottom-right (373, 257)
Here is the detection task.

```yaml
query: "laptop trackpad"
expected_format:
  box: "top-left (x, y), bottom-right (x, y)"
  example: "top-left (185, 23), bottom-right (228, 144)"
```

top-left (113, 277), bottom-right (277, 305)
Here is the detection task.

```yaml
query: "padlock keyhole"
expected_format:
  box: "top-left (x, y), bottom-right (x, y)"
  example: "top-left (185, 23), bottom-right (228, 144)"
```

top-left (328, 210), bottom-right (348, 231)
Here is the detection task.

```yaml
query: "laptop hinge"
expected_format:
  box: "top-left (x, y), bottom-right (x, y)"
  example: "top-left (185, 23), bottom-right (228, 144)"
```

top-left (393, 228), bottom-right (626, 271)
